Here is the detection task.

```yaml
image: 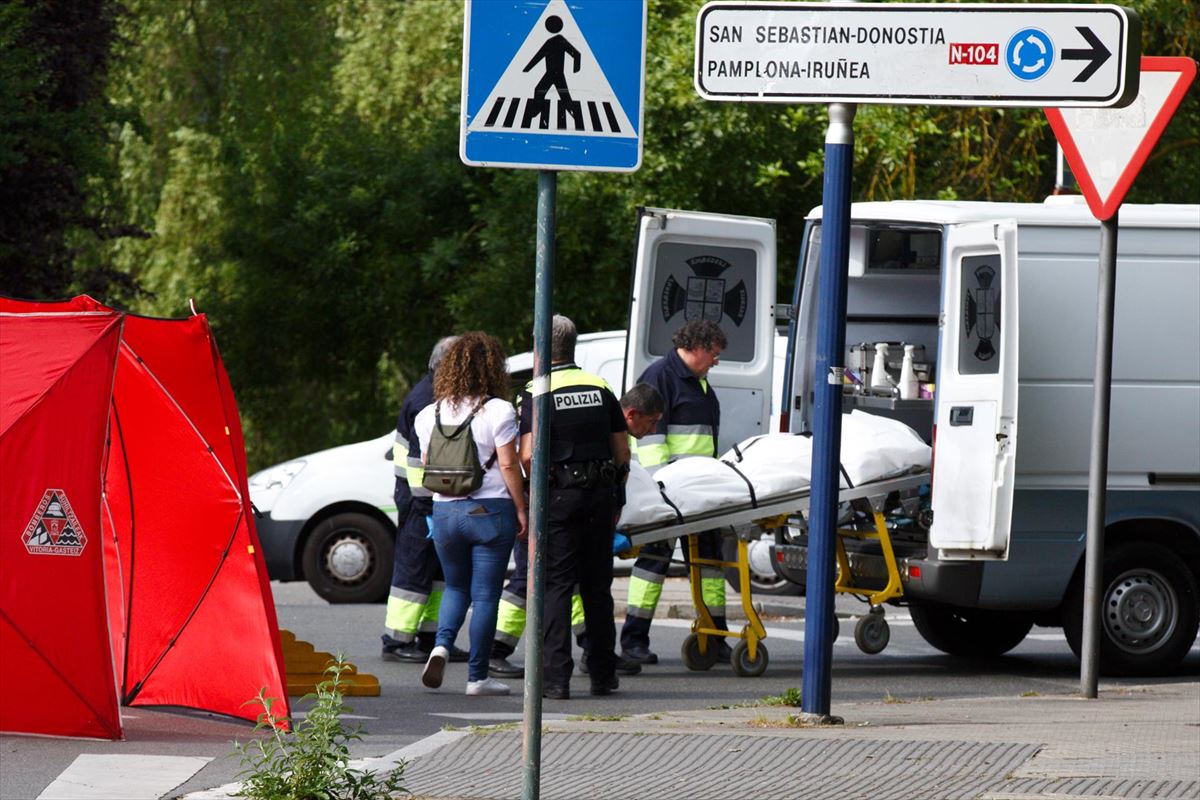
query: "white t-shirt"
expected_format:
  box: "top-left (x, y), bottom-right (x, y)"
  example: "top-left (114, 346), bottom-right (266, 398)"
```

top-left (414, 396), bottom-right (518, 501)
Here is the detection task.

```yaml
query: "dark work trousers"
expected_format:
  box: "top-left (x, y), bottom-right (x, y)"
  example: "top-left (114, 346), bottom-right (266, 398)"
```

top-left (544, 484), bottom-right (617, 686)
top-left (382, 497), bottom-right (443, 650)
top-left (620, 529), bottom-right (726, 652)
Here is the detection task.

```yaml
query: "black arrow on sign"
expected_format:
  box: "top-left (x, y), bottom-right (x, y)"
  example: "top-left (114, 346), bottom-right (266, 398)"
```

top-left (1062, 26), bottom-right (1112, 83)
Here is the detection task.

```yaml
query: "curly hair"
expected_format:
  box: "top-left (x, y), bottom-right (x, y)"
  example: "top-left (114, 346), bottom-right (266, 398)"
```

top-left (672, 319), bottom-right (728, 352)
top-left (433, 331), bottom-right (509, 403)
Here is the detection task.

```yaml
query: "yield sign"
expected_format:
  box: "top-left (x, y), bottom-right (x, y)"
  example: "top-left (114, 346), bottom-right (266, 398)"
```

top-left (1045, 56), bottom-right (1197, 220)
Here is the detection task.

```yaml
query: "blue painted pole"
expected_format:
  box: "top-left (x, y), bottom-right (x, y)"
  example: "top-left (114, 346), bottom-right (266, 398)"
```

top-left (802, 103), bottom-right (856, 718)
top-left (522, 169), bottom-right (555, 800)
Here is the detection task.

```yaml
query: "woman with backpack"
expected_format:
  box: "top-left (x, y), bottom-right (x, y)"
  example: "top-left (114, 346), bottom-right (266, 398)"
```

top-left (414, 332), bottom-right (528, 696)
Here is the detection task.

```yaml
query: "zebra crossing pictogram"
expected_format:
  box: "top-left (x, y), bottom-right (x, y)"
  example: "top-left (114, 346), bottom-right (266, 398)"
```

top-left (461, 0), bottom-right (645, 169)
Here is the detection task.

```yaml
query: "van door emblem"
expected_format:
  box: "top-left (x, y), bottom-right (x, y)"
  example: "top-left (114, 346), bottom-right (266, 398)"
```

top-left (660, 254), bottom-right (748, 326)
top-left (964, 263), bottom-right (999, 361)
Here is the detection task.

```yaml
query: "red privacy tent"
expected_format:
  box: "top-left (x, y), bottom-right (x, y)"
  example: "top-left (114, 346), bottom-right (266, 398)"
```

top-left (0, 296), bottom-right (288, 739)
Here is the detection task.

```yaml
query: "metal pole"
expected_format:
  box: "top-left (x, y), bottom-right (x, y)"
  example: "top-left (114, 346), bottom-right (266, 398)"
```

top-left (521, 170), bottom-right (555, 800)
top-left (1081, 210), bottom-right (1119, 698)
top-left (801, 102), bottom-right (856, 719)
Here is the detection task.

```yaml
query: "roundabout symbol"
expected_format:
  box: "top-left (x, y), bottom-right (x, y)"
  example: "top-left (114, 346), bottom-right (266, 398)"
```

top-left (1006, 28), bottom-right (1054, 81)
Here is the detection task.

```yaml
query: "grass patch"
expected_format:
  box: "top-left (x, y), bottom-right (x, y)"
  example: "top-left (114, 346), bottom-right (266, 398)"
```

top-left (883, 691), bottom-right (908, 704)
top-left (760, 687), bottom-right (803, 707)
top-left (567, 713), bottom-right (627, 722)
top-left (1020, 690), bottom-right (1041, 698)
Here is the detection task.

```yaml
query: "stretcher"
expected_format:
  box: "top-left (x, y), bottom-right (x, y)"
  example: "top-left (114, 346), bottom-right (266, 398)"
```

top-left (620, 471), bottom-right (931, 677)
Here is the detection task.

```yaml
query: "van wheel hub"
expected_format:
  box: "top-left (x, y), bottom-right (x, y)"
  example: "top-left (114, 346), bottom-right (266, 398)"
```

top-left (1105, 569), bottom-right (1176, 654)
top-left (326, 535), bottom-right (371, 584)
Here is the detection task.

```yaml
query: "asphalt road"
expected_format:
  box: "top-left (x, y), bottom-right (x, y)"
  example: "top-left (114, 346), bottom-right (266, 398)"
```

top-left (3, 581), bottom-right (1196, 800)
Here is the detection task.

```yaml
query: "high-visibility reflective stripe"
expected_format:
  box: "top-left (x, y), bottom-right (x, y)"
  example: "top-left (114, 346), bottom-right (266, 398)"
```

top-left (393, 440), bottom-right (407, 478)
top-left (570, 592), bottom-right (584, 630)
top-left (626, 574), bottom-right (663, 614)
top-left (637, 436), bottom-right (670, 469)
top-left (666, 424), bottom-right (714, 437)
top-left (700, 576), bottom-right (726, 614)
top-left (406, 456), bottom-right (431, 496)
top-left (527, 368), bottom-right (613, 394)
top-left (390, 586), bottom-right (429, 603)
top-left (665, 433), bottom-right (715, 459)
top-left (385, 595), bottom-right (425, 635)
top-left (496, 597), bottom-right (526, 643)
top-left (500, 590), bottom-right (526, 610)
top-left (418, 587), bottom-right (442, 630)
top-left (385, 629), bottom-right (416, 644)
top-left (631, 566), bottom-right (666, 585)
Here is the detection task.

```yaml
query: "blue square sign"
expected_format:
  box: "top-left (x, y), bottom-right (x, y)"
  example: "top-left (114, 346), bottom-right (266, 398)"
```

top-left (460, 0), bottom-right (647, 172)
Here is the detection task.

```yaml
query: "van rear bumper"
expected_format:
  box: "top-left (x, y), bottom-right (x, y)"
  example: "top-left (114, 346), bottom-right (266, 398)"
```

top-left (770, 544), bottom-right (984, 607)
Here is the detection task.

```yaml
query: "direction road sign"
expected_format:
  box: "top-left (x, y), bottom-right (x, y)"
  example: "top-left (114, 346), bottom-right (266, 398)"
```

top-left (696, 2), bottom-right (1140, 107)
top-left (460, 0), bottom-right (647, 172)
top-left (1046, 57), bottom-right (1197, 221)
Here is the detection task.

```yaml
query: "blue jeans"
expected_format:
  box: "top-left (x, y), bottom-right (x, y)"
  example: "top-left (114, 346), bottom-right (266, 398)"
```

top-left (432, 498), bottom-right (518, 681)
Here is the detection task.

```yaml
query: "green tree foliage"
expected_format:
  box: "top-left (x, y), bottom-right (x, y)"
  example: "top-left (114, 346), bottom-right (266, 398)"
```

top-left (10, 0), bottom-right (1193, 467)
top-left (0, 0), bottom-right (143, 301)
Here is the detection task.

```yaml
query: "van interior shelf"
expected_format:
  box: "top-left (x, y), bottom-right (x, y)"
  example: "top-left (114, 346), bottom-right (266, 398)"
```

top-left (841, 395), bottom-right (932, 412)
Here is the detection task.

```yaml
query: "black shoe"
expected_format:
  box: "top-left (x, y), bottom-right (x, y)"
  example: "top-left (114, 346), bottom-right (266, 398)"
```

top-left (579, 652), bottom-right (641, 676)
top-left (381, 644), bottom-right (427, 664)
top-left (622, 645), bottom-right (658, 665)
top-left (714, 639), bottom-right (734, 663)
top-left (543, 683), bottom-right (570, 700)
top-left (447, 645), bottom-right (470, 663)
top-left (615, 655), bottom-right (642, 675)
top-left (489, 656), bottom-right (524, 678)
top-left (590, 675), bottom-right (619, 696)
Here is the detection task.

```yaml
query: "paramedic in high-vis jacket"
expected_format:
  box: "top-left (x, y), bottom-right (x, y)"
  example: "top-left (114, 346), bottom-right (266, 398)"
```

top-left (620, 319), bottom-right (732, 665)
top-left (380, 337), bottom-right (468, 664)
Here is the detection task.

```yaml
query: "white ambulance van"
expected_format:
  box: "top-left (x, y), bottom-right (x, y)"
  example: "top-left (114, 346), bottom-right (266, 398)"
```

top-left (624, 201), bottom-right (1199, 675)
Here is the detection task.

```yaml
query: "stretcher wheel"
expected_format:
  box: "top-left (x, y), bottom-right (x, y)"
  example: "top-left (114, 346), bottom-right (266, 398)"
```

top-left (854, 610), bottom-right (890, 655)
top-left (681, 633), bottom-right (720, 671)
top-left (730, 640), bottom-right (769, 677)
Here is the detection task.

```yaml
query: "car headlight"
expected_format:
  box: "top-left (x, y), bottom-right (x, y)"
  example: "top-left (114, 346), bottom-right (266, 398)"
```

top-left (249, 460), bottom-right (306, 492)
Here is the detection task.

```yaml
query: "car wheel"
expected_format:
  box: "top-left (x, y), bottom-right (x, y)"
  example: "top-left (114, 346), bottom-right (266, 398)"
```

top-left (721, 534), bottom-right (803, 597)
top-left (910, 603), bottom-right (1033, 658)
top-left (1063, 541), bottom-right (1199, 676)
top-left (301, 511), bottom-right (394, 604)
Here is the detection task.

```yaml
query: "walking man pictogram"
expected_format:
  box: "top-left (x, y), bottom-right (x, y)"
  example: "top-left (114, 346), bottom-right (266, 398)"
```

top-left (522, 15), bottom-right (583, 129)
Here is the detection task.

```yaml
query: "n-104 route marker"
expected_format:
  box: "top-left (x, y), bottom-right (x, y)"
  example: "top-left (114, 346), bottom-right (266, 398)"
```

top-left (696, 2), bottom-right (1140, 107)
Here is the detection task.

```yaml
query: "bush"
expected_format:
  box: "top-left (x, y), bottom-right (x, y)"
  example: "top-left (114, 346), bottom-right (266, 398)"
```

top-left (234, 658), bottom-right (408, 800)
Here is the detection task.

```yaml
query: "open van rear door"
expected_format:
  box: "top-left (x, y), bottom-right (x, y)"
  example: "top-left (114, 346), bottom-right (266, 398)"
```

top-left (625, 208), bottom-right (776, 453)
top-left (930, 220), bottom-right (1019, 560)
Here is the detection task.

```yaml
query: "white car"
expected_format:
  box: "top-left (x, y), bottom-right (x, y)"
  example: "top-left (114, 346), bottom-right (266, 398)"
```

top-left (250, 330), bottom-right (793, 603)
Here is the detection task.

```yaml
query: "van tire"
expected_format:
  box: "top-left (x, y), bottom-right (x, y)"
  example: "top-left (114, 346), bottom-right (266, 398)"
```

top-left (1062, 541), bottom-right (1199, 676)
top-left (301, 512), bottom-right (394, 604)
top-left (910, 604), bottom-right (1033, 658)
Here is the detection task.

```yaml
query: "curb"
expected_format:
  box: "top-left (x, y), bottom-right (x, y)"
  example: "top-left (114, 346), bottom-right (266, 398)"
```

top-left (662, 601), bottom-right (806, 620)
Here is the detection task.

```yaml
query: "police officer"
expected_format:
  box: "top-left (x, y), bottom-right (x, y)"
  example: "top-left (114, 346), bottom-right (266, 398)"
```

top-left (489, 383), bottom-right (664, 679)
top-left (380, 337), bottom-right (468, 664)
top-left (620, 319), bottom-right (733, 665)
top-left (518, 315), bottom-right (630, 699)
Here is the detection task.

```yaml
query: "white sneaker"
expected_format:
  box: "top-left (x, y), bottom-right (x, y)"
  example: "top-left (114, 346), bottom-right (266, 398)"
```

top-left (422, 645), bottom-right (448, 688)
top-left (466, 677), bottom-right (511, 696)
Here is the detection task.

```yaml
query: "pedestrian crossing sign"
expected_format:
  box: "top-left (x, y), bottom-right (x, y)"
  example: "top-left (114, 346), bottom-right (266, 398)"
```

top-left (460, 0), bottom-right (647, 172)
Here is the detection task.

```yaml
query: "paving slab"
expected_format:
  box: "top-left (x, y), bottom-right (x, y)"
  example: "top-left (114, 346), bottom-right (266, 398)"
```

top-left (401, 681), bottom-right (1200, 800)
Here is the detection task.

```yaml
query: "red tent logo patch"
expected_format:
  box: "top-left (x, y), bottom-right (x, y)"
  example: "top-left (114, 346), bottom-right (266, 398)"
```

top-left (22, 489), bottom-right (88, 556)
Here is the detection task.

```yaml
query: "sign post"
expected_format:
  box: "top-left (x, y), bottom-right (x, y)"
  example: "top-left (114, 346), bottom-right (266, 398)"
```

top-left (1044, 56), bottom-right (1197, 699)
top-left (694, 1), bottom-right (1139, 719)
top-left (461, 2), bottom-right (646, 797)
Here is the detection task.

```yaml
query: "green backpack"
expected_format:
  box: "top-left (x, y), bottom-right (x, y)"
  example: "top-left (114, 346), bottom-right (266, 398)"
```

top-left (422, 401), bottom-right (497, 496)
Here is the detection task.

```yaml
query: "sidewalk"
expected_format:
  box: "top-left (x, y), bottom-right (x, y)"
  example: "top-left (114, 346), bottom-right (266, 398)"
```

top-left (400, 680), bottom-right (1200, 800)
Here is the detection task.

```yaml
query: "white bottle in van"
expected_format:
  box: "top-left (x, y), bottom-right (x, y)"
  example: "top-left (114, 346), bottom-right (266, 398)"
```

top-left (870, 342), bottom-right (892, 392)
top-left (899, 344), bottom-right (919, 400)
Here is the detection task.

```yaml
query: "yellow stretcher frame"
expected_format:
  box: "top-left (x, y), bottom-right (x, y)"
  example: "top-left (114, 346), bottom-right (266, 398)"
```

top-left (622, 472), bottom-right (929, 676)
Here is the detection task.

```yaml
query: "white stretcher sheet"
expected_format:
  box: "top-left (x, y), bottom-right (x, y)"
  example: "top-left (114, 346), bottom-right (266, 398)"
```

top-left (616, 460), bottom-right (679, 529)
top-left (618, 410), bottom-right (931, 528)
